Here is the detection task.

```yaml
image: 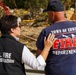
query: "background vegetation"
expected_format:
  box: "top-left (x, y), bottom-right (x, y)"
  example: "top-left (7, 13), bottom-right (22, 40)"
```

top-left (2, 0), bottom-right (76, 10)
top-left (1, 0), bottom-right (76, 51)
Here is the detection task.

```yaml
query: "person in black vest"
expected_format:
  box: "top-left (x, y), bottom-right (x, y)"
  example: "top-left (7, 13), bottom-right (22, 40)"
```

top-left (0, 15), bottom-right (55, 75)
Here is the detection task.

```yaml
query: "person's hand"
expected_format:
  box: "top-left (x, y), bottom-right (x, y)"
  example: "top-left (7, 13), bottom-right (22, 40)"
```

top-left (44, 34), bottom-right (55, 52)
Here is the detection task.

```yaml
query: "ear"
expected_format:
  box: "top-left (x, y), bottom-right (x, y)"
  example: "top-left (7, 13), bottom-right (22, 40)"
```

top-left (10, 28), bottom-right (15, 33)
top-left (52, 11), bottom-right (55, 16)
top-left (51, 11), bottom-right (55, 20)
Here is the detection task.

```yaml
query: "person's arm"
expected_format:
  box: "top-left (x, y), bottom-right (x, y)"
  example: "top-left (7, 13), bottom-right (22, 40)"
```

top-left (36, 48), bottom-right (42, 57)
top-left (40, 34), bottom-right (55, 60)
top-left (22, 34), bottom-right (55, 70)
top-left (36, 34), bottom-right (55, 59)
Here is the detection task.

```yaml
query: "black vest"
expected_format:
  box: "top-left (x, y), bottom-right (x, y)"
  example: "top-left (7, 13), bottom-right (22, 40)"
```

top-left (0, 34), bottom-right (26, 75)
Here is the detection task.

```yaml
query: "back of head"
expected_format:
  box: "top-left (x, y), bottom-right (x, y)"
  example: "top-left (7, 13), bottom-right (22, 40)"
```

top-left (43, 0), bottom-right (64, 12)
top-left (43, 0), bottom-right (66, 23)
top-left (0, 15), bottom-right (21, 34)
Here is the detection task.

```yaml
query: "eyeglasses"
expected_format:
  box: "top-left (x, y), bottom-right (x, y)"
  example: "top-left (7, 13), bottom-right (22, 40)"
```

top-left (17, 25), bottom-right (21, 28)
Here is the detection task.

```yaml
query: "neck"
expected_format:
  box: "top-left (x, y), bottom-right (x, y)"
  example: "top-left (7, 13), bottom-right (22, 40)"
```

top-left (10, 33), bottom-right (19, 41)
top-left (54, 11), bottom-right (67, 23)
top-left (55, 18), bottom-right (67, 23)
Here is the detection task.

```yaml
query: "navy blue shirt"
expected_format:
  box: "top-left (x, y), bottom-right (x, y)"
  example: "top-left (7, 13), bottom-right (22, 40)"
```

top-left (36, 21), bottom-right (76, 75)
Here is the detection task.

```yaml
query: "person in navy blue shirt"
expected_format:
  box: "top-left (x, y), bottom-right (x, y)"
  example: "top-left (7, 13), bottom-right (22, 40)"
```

top-left (36, 0), bottom-right (76, 75)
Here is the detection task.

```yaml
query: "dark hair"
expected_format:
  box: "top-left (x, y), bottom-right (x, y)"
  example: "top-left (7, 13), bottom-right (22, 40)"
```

top-left (0, 15), bottom-right (18, 34)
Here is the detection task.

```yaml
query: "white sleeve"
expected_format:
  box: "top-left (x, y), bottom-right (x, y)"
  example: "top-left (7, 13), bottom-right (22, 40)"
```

top-left (22, 46), bottom-right (46, 70)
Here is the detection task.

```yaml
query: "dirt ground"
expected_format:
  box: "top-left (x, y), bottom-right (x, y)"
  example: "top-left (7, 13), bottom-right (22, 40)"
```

top-left (19, 26), bottom-right (46, 53)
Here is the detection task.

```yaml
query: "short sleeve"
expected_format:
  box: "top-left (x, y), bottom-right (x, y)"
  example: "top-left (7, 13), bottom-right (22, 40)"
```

top-left (36, 29), bottom-right (45, 50)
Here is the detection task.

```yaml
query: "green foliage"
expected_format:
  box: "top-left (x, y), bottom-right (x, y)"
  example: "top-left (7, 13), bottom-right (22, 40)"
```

top-left (3, 0), bottom-right (16, 8)
top-left (3, 0), bottom-right (76, 12)
top-left (3, 0), bottom-right (48, 9)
